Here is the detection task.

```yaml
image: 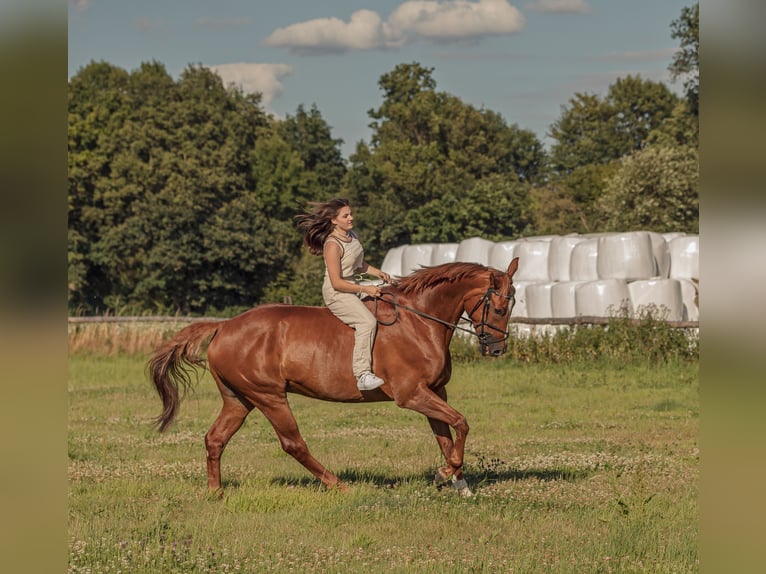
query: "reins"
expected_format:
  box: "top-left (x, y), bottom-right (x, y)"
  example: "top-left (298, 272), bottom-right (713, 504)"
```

top-left (373, 287), bottom-right (515, 345)
top-left (374, 292), bottom-right (480, 337)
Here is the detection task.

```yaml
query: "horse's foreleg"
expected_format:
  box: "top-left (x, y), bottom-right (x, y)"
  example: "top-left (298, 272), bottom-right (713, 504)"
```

top-left (428, 416), bottom-right (473, 496)
top-left (205, 392), bottom-right (252, 496)
top-left (255, 394), bottom-right (343, 490)
top-left (396, 387), bottom-right (471, 494)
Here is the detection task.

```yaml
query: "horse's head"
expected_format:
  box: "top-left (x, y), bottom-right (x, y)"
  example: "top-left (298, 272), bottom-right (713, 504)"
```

top-left (464, 257), bottom-right (519, 357)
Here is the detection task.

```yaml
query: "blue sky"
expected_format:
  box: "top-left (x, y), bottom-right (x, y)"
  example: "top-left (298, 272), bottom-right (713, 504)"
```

top-left (68, 1), bottom-right (690, 157)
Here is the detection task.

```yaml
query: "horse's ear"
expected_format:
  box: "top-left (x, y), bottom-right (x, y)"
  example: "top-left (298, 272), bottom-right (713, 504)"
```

top-left (506, 257), bottom-right (519, 278)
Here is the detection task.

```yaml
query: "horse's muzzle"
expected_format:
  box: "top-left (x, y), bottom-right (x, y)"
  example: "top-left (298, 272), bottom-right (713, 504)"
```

top-left (480, 341), bottom-right (507, 357)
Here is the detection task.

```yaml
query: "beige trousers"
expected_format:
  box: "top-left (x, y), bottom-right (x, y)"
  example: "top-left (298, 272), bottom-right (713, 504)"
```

top-left (323, 288), bottom-right (377, 379)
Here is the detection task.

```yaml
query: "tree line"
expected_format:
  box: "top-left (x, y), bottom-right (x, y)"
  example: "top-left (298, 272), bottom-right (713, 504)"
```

top-left (68, 4), bottom-right (698, 316)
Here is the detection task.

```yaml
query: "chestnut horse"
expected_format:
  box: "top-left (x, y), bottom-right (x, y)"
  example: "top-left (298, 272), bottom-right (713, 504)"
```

top-left (148, 258), bottom-right (519, 496)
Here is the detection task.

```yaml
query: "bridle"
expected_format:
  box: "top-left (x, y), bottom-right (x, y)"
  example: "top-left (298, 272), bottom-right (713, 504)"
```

top-left (374, 286), bottom-right (516, 351)
top-left (465, 287), bottom-right (516, 348)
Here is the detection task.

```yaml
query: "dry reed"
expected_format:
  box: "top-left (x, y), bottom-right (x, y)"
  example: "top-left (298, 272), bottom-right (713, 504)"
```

top-left (68, 320), bottom-right (194, 356)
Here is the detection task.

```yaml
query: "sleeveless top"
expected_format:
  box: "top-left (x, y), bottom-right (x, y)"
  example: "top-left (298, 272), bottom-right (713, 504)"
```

top-left (322, 233), bottom-right (364, 295)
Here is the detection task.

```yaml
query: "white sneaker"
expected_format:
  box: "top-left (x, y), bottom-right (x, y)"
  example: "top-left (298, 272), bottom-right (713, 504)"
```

top-left (357, 371), bottom-right (384, 391)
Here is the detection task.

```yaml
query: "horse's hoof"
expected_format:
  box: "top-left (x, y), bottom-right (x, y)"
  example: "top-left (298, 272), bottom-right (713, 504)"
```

top-left (452, 478), bottom-right (473, 497)
top-left (329, 481), bottom-right (349, 493)
top-left (434, 467), bottom-right (452, 488)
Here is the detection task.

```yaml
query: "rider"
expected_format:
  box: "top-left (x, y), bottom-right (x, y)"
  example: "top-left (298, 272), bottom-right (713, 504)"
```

top-left (295, 198), bottom-right (391, 391)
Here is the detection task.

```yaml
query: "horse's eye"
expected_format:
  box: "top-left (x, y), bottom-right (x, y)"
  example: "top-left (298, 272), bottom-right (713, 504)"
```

top-left (493, 308), bottom-right (507, 317)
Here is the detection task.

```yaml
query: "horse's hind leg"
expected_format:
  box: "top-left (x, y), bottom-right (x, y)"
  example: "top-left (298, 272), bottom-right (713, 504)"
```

top-left (205, 380), bottom-right (252, 496)
top-left (427, 388), bottom-right (456, 473)
top-left (254, 392), bottom-right (343, 490)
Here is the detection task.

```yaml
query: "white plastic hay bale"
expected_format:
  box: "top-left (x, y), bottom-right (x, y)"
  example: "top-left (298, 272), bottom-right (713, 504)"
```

top-left (548, 235), bottom-right (585, 281)
top-left (551, 281), bottom-right (585, 318)
top-left (455, 237), bottom-right (494, 266)
top-left (401, 244), bottom-right (434, 276)
top-left (430, 243), bottom-right (458, 266)
top-left (668, 235), bottom-right (699, 280)
top-left (647, 232), bottom-right (671, 278)
top-left (513, 241), bottom-right (551, 282)
top-left (380, 245), bottom-right (406, 278)
top-left (489, 240), bottom-right (521, 271)
top-left (521, 234), bottom-right (557, 242)
top-left (581, 232), bottom-right (615, 239)
top-left (627, 279), bottom-right (684, 321)
top-left (510, 281), bottom-right (537, 318)
top-left (525, 283), bottom-right (554, 319)
top-left (570, 239), bottom-right (600, 281)
top-left (678, 278), bottom-right (700, 321)
top-left (575, 279), bottom-right (633, 317)
top-left (597, 232), bottom-right (656, 281)
top-left (662, 232), bottom-right (686, 242)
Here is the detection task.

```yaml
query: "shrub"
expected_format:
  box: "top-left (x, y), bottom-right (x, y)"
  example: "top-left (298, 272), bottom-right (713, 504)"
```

top-left (450, 307), bottom-right (698, 365)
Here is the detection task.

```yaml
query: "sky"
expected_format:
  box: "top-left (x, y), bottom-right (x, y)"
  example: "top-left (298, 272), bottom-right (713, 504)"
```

top-left (68, 0), bottom-right (691, 157)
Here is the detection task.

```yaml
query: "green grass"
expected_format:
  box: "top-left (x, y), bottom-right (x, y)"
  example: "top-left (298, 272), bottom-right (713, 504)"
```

top-left (68, 353), bottom-right (698, 573)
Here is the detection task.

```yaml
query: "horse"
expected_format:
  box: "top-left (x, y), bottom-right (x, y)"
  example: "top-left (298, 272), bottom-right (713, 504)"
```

top-left (148, 258), bottom-right (519, 496)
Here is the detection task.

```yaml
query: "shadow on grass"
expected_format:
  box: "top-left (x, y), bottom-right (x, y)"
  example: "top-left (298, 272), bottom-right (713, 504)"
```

top-left (264, 466), bottom-right (592, 490)
top-left (268, 468), bottom-right (428, 489)
top-left (469, 467), bottom-right (592, 484)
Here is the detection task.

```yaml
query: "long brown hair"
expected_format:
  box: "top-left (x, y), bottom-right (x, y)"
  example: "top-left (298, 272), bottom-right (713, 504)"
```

top-left (295, 198), bottom-right (350, 255)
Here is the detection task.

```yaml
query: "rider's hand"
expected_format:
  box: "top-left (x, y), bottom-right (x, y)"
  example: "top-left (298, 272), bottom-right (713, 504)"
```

top-left (360, 285), bottom-right (381, 298)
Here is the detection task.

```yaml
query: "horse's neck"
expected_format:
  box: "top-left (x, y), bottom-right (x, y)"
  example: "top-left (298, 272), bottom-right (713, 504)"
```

top-left (409, 281), bottom-right (476, 323)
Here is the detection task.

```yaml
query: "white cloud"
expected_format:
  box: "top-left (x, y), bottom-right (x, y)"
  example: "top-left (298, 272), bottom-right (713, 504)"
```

top-left (263, 9), bottom-right (392, 54)
top-left (388, 0), bottom-right (524, 41)
top-left (208, 63), bottom-right (294, 113)
top-left (263, 1), bottom-right (525, 54)
top-left (525, 0), bottom-right (590, 14)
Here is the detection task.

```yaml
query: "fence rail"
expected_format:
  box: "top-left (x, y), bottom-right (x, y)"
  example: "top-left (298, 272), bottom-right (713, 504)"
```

top-left (508, 316), bottom-right (699, 329)
top-left (68, 315), bottom-right (699, 329)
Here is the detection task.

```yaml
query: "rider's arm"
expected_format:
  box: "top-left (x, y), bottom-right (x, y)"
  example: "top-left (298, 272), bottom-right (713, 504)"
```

top-left (358, 261), bottom-right (391, 284)
top-left (324, 243), bottom-right (380, 297)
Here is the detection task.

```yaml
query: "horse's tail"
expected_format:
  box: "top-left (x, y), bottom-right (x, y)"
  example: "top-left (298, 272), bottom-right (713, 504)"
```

top-left (147, 320), bottom-right (222, 432)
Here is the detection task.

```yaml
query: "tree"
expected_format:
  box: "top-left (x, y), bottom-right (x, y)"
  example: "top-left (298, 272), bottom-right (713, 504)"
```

top-left (547, 75), bottom-right (679, 231)
top-left (405, 176), bottom-right (533, 243)
top-left (597, 145), bottom-right (698, 233)
top-left (608, 75), bottom-right (680, 152)
top-left (69, 62), bottom-right (306, 314)
top-left (68, 61), bottom-right (133, 310)
top-left (669, 2), bottom-right (699, 117)
top-left (647, 100), bottom-right (698, 148)
top-left (261, 250), bottom-right (325, 306)
top-left (548, 92), bottom-right (615, 174)
top-left (527, 184), bottom-right (586, 236)
top-left (277, 104), bottom-right (347, 199)
top-left (549, 76), bottom-right (679, 175)
top-left (347, 62), bottom-right (547, 261)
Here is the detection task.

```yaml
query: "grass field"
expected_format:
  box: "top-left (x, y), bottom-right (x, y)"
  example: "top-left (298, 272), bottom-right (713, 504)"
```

top-left (68, 344), bottom-right (698, 573)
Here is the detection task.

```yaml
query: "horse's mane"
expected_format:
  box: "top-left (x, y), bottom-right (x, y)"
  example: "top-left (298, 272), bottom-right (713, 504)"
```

top-left (395, 262), bottom-right (490, 295)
